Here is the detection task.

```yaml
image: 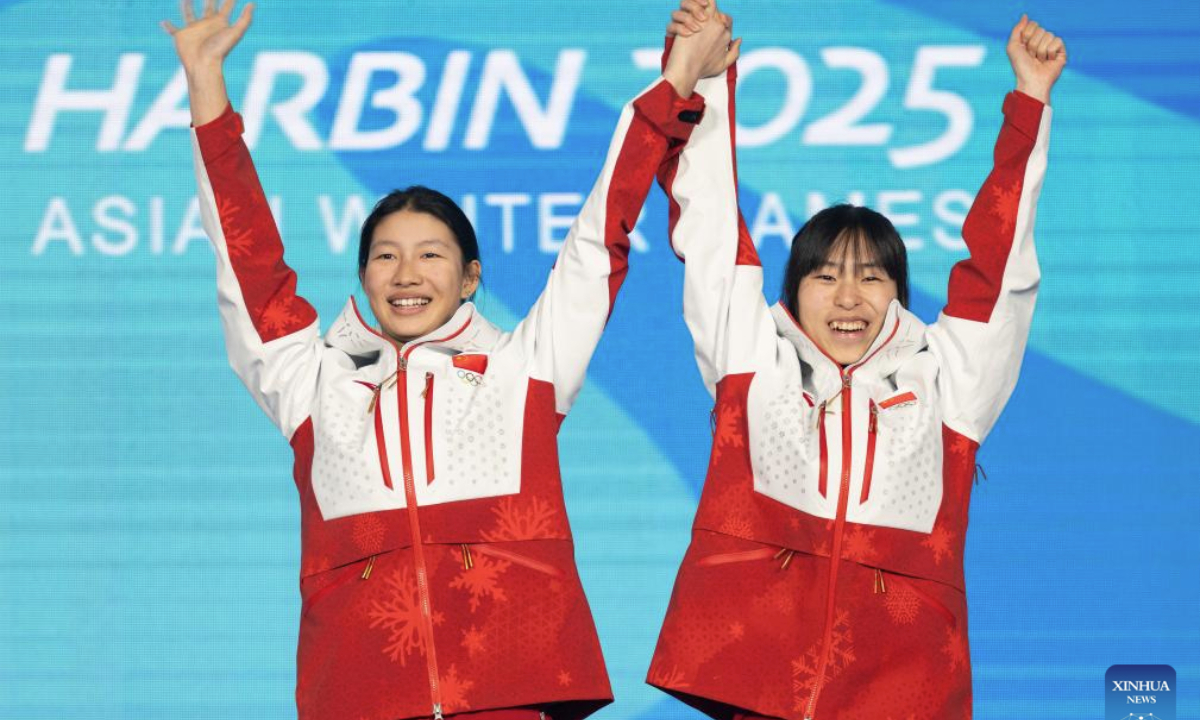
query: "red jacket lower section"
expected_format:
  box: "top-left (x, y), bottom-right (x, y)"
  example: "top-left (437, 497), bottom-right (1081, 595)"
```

top-left (289, 379), bottom-right (612, 720)
top-left (297, 538), bottom-right (610, 720)
top-left (648, 531), bottom-right (971, 720)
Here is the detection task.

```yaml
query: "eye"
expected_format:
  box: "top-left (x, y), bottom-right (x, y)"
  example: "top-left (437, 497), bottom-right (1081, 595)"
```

top-left (421, 251), bottom-right (443, 260)
top-left (374, 252), bottom-right (396, 261)
top-left (815, 274), bottom-right (836, 282)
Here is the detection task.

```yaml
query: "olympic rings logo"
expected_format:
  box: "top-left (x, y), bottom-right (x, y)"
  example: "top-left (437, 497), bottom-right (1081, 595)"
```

top-left (457, 370), bottom-right (483, 387)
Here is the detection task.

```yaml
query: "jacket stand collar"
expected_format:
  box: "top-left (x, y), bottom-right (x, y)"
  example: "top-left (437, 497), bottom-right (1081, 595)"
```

top-left (770, 300), bottom-right (927, 400)
top-left (326, 297), bottom-right (502, 364)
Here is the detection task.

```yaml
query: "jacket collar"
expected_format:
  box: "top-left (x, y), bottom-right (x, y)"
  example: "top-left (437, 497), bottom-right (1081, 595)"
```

top-left (325, 297), bottom-right (502, 362)
top-left (770, 299), bottom-right (926, 399)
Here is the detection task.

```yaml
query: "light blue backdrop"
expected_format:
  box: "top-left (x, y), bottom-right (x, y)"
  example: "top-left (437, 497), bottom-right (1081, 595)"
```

top-left (2, 1), bottom-right (1197, 718)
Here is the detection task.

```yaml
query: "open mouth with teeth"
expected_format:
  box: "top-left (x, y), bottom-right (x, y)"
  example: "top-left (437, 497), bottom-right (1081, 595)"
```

top-left (829, 320), bottom-right (868, 334)
top-left (388, 296), bottom-right (432, 314)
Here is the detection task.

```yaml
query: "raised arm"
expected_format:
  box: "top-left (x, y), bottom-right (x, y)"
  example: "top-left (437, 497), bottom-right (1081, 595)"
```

top-left (166, 0), bottom-right (321, 439)
top-left (511, 11), bottom-right (738, 416)
top-left (658, 0), bottom-right (778, 398)
top-left (926, 16), bottom-right (1066, 443)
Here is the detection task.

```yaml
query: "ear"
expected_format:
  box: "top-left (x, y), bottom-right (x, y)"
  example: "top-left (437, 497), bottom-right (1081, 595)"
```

top-left (461, 260), bottom-right (482, 299)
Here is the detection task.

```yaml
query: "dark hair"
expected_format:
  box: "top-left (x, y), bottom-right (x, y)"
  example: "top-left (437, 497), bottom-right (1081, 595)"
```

top-left (780, 204), bottom-right (910, 317)
top-left (357, 185), bottom-right (481, 283)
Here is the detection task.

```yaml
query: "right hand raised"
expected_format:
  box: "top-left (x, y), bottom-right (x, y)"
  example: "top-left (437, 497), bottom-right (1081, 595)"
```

top-left (162, 0), bottom-right (255, 76)
top-left (663, 0), bottom-right (740, 97)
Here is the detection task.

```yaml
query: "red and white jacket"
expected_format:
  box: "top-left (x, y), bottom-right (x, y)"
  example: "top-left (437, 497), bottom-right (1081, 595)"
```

top-left (646, 66), bottom-right (1050, 720)
top-left (191, 78), bottom-right (705, 720)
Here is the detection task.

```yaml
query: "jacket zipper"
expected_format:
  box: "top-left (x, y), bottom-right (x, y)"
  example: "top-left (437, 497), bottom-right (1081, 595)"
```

top-left (395, 353), bottom-right (443, 720)
top-left (860, 401), bottom-right (878, 504)
top-left (817, 402), bottom-right (829, 498)
top-left (373, 389), bottom-right (394, 490)
top-left (355, 312), bottom-right (472, 720)
top-left (803, 318), bottom-right (901, 720)
top-left (804, 371), bottom-right (853, 720)
top-left (424, 372), bottom-right (436, 485)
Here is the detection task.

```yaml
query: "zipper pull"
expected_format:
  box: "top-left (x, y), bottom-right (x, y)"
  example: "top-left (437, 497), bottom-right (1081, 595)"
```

top-left (422, 371), bottom-right (433, 399)
top-left (361, 555), bottom-right (376, 580)
top-left (868, 401), bottom-right (878, 434)
top-left (773, 547), bottom-right (794, 570)
top-left (842, 373), bottom-right (852, 389)
top-left (974, 463), bottom-right (988, 486)
top-left (367, 371), bottom-right (399, 414)
top-left (816, 401), bottom-right (826, 430)
top-left (398, 355), bottom-right (408, 373)
top-left (874, 567), bottom-right (886, 593)
top-left (460, 544), bottom-right (473, 570)
top-left (433, 703), bottom-right (444, 720)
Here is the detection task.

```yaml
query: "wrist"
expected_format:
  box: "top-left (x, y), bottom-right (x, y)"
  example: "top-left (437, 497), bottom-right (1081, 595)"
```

top-left (663, 54), bottom-right (702, 99)
top-left (664, 66), bottom-right (698, 99)
top-left (1015, 80), bottom-right (1051, 105)
top-left (185, 60), bottom-right (226, 84)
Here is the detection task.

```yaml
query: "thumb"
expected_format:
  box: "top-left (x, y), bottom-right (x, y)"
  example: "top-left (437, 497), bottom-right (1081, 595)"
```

top-left (722, 37), bottom-right (742, 71)
top-left (1008, 14), bottom-right (1028, 45)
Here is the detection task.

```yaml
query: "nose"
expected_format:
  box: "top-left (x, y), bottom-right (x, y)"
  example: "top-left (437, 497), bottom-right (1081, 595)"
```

top-left (391, 258), bottom-right (420, 286)
top-left (834, 280), bottom-right (861, 309)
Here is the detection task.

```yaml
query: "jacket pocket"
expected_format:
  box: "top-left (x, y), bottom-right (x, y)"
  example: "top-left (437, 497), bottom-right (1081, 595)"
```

top-left (458, 543), bottom-right (564, 577)
top-left (873, 567), bottom-right (957, 628)
top-left (695, 547), bottom-right (779, 568)
top-left (301, 554), bottom-right (377, 619)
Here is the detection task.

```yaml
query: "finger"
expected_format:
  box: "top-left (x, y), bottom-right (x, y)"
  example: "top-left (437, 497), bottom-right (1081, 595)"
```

top-left (672, 10), bottom-right (703, 33)
top-left (680, 0), bottom-right (708, 20)
top-left (219, 0), bottom-right (235, 18)
top-left (725, 36), bottom-right (742, 66)
top-left (1049, 37), bottom-right (1066, 61)
top-left (1025, 27), bottom-right (1046, 56)
top-left (1008, 14), bottom-right (1028, 45)
top-left (1021, 20), bottom-right (1039, 43)
top-left (231, 2), bottom-right (254, 38)
top-left (181, 0), bottom-right (196, 23)
top-left (666, 20), bottom-right (697, 37)
top-left (202, 0), bottom-right (216, 18)
top-left (161, 19), bottom-right (179, 35)
top-left (1037, 32), bottom-right (1056, 61)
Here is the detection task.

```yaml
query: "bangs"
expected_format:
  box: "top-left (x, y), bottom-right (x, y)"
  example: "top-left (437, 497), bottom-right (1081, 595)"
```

top-left (818, 227), bottom-right (888, 276)
top-left (781, 204), bottom-right (911, 314)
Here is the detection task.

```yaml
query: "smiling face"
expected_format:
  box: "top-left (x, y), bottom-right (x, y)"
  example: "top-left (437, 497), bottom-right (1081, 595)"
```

top-left (360, 210), bottom-right (481, 345)
top-left (795, 237), bottom-right (899, 366)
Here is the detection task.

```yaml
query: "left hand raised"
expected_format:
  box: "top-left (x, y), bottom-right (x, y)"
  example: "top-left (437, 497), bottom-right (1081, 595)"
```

top-left (1007, 14), bottom-right (1067, 104)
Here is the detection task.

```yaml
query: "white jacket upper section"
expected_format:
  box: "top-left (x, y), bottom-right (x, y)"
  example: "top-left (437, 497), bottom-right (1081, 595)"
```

top-left (664, 72), bottom-right (1050, 533)
top-left (192, 77), bottom-right (703, 520)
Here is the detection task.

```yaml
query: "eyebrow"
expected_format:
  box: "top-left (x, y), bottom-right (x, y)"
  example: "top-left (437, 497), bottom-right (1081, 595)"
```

top-left (371, 238), bottom-right (452, 249)
top-left (819, 260), bottom-right (884, 270)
